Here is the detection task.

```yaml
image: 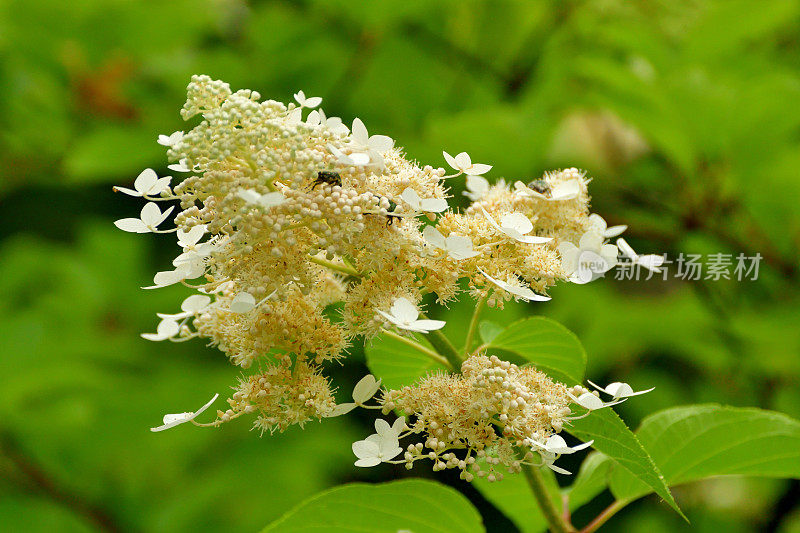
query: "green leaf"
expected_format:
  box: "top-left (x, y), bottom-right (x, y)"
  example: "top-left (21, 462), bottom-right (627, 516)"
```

top-left (568, 409), bottom-right (684, 518)
top-left (472, 465), bottom-right (558, 533)
top-left (566, 452), bottom-right (612, 512)
top-left (261, 479), bottom-right (484, 533)
top-left (609, 404), bottom-right (800, 501)
top-left (487, 317), bottom-right (586, 384)
top-left (478, 320), bottom-right (504, 344)
top-left (365, 333), bottom-right (447, 390)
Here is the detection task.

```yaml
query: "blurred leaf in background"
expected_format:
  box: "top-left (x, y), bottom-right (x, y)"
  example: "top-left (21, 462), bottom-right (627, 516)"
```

top-left (1, 0), bottom-right (799, 531)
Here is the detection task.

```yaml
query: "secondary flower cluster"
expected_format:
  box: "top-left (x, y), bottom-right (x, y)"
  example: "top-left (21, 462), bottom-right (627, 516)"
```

top-left (116, 76), bottom-right (657, 442)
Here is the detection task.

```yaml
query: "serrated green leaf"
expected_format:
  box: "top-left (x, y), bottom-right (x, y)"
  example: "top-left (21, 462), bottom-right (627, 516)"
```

top-left (566, 452), bottom-right (612, 512)
top-left (487, 316), bottom-right (586, 384)
top-left (568, 409), bottom-right (683, 518)
top-left (609, 404), bottom-right (800, 501)
top-left (365, 333), bottom-right (447, 390)
top-left (261, 479), bottom-right (484, 533)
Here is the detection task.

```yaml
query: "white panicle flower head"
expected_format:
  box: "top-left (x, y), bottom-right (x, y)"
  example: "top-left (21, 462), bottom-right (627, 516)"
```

top-left (151, 393), bottom-right (219, 432)
top-left (616, 237), bottom-right (665, 273)
top-left (114, 202), bottom-right (174, 233)
top-left (463, 175), bottom-right (490, 201)
top-left (481, 207), bottom-right (552, 244)
top-left (157, 130), bottom-right (184, 147)
top-left (114, 169), bottom-right (172, 197)
top-left (559, 231), bottom-right (618, 284)
top-left (141, 317), bottom-right (181, 342)
top-left (157, 294), bottom-right (212, 320)
top-left (400, 187), bottom-right (448, 214)
top-left (588, 214), bottom-right (627, 238)
top-left (588, 380), bottom-right (655, 399)
top-left (377, 297), bottom-right (445, 333)
top-left (423, 226), bottom-right (480, 260)
top-left (293, 90), bottom-right (322, 109)
top-left (477, 267), bottom-right (551, 302)
top-left (442, 151), bottom-right (492, 175)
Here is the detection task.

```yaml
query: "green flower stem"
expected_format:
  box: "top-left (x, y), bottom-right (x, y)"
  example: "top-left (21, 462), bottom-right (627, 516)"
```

top-left (462, 294), bottom-right (487, 357)
top-left (419, 316), bottom-right (463, 370)
top-left (579, 500), bottom-right (627, 533)
top-left (522, 463), bottom-right (575, 533)
top-left (381, 329), bottom-right (452, 369)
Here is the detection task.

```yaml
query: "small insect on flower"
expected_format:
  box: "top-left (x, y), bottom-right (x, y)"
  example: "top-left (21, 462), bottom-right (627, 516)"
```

top-left (528, 179), bottom-right (550, 194)
top-left (385, 200), bottom-right (403, 226)
top-left (311, 170), bottom-right (342, 190)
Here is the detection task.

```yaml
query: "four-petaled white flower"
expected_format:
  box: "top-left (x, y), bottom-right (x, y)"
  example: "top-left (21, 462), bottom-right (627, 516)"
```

top-left (157, 131), bottom-right (184, 147)
top-left (293, 90), bottom-right (322, 109)
top-left (400, 187), bottom-right (448, 214)
top-left (238, 189), bottom-right (286, 209)
top-left (616, 237), bottom-right (665, 273)
top-left (114, 169), bottom-right (172, 197)
top-left (114, 202), bottom-right (174, 233)
top-left (588, 380), bottom-right (655, 400)
top-left (306, 109), bottom-right (349, 135)
top-left (463, 175), bottom-right (490, 201)
top-left (481, 207), bottom-right (552, 245)
top-left (177, 225), bottom-right (207, 249)
top-left (588, 214), bottom-right (627, 239)
top-left (150, 393), bottom-right (219, 432)
top-left (477, 267), bottom-right (551, 302)
top-left (157, 294), bottom-right (212, 320)
top-left (515, 179), bottom-right (580, 201)
top-left (352, 433), bottom-right (403, 468)
top-left (568, 391), bottom-right (625, 411)
top-left (442, 151), bottom-right (492, 176)
top-left (423, 226), bottom-right (480, 260)
top-left (347, 118), bottom-right (394, 167)
top-left (230, 292), bottom-right (257, 313)
top-left (530, 434), bottom-right (594, 475)
top-left (141, 317), bottom-right (181, 342)
top-left (558, 231), bottom-right (618, 284)
top-left (377, 297), bottom-right (445, 333)
top-left (327, 374), bottom-right (383, 417)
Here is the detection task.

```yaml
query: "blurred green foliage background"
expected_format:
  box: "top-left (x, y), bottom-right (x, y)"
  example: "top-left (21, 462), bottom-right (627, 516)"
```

top-left (1, 0), bottom-right (799, 531)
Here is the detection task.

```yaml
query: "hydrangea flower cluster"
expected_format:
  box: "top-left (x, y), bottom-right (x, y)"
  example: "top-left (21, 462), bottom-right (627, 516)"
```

top-left (116, 76), bottom-right (657, 475)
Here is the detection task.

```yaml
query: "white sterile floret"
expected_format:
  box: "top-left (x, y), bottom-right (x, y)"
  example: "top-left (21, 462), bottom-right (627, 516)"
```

top-left (306, 109), bottom-right (349, 135)
top-left (568, 391), bottom-right (625, 411)
top-left (377, 297), bottom-right (445, 333)
top-left (114, 202), bottom-right (174, 233)
top-left (293, 90), bottom-right (322, 109)
top-left (237, 189), bottom-right (286, 209)
top-left (114, 169), bottom-right (172, 197)
top-left (157, 294), bottom-right (212, 320)
top-left (328, 374), bottom-right (383, 417)
top-left (423, 226), bottom-right (480, 260)
top-left (230, 292), bottom-right (257, 313)
top-left (400, 187), bottom-right (448, 213)
top-left (141, 317), bottom-right (180, 342)
top-left (514, 179), bottom-right (580, 201)
top-left (375, 417), bottom-right (405, 439)
top-left (558, 231), bottom-right (618, 284)
top-left (442, 151), bottom-right (492, 175)
top-left (616, 237), bottom-right (665, 273)
top-left (150, 393), bottom-right (219, 432)
top-left (463, 175), bottom-right (490, 201)
top-left (532, 434), bottom-right (593, 455)
top-left (348, 118), bottom-right (394, 167)
top-left (168, 158), bottom-right (195, 173)
top-left (352, 433), bottom-right (403, 467)
top-left (176, 225), bottom-right (207, 249)
top-left (481, 207), bottom-right (552, 244)
top-left (157, 130), bottom-right (184, 147)
top-left (588, 380), bottom-right (655, 399)
top-left (588, 214), bottom-right (627, 238)
top-left (477, 267), bottom-right (551, 302)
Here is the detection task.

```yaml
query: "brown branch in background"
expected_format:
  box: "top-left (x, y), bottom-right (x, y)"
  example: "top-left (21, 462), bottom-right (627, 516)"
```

top-left (1, 433), bottom-right (122, 533)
